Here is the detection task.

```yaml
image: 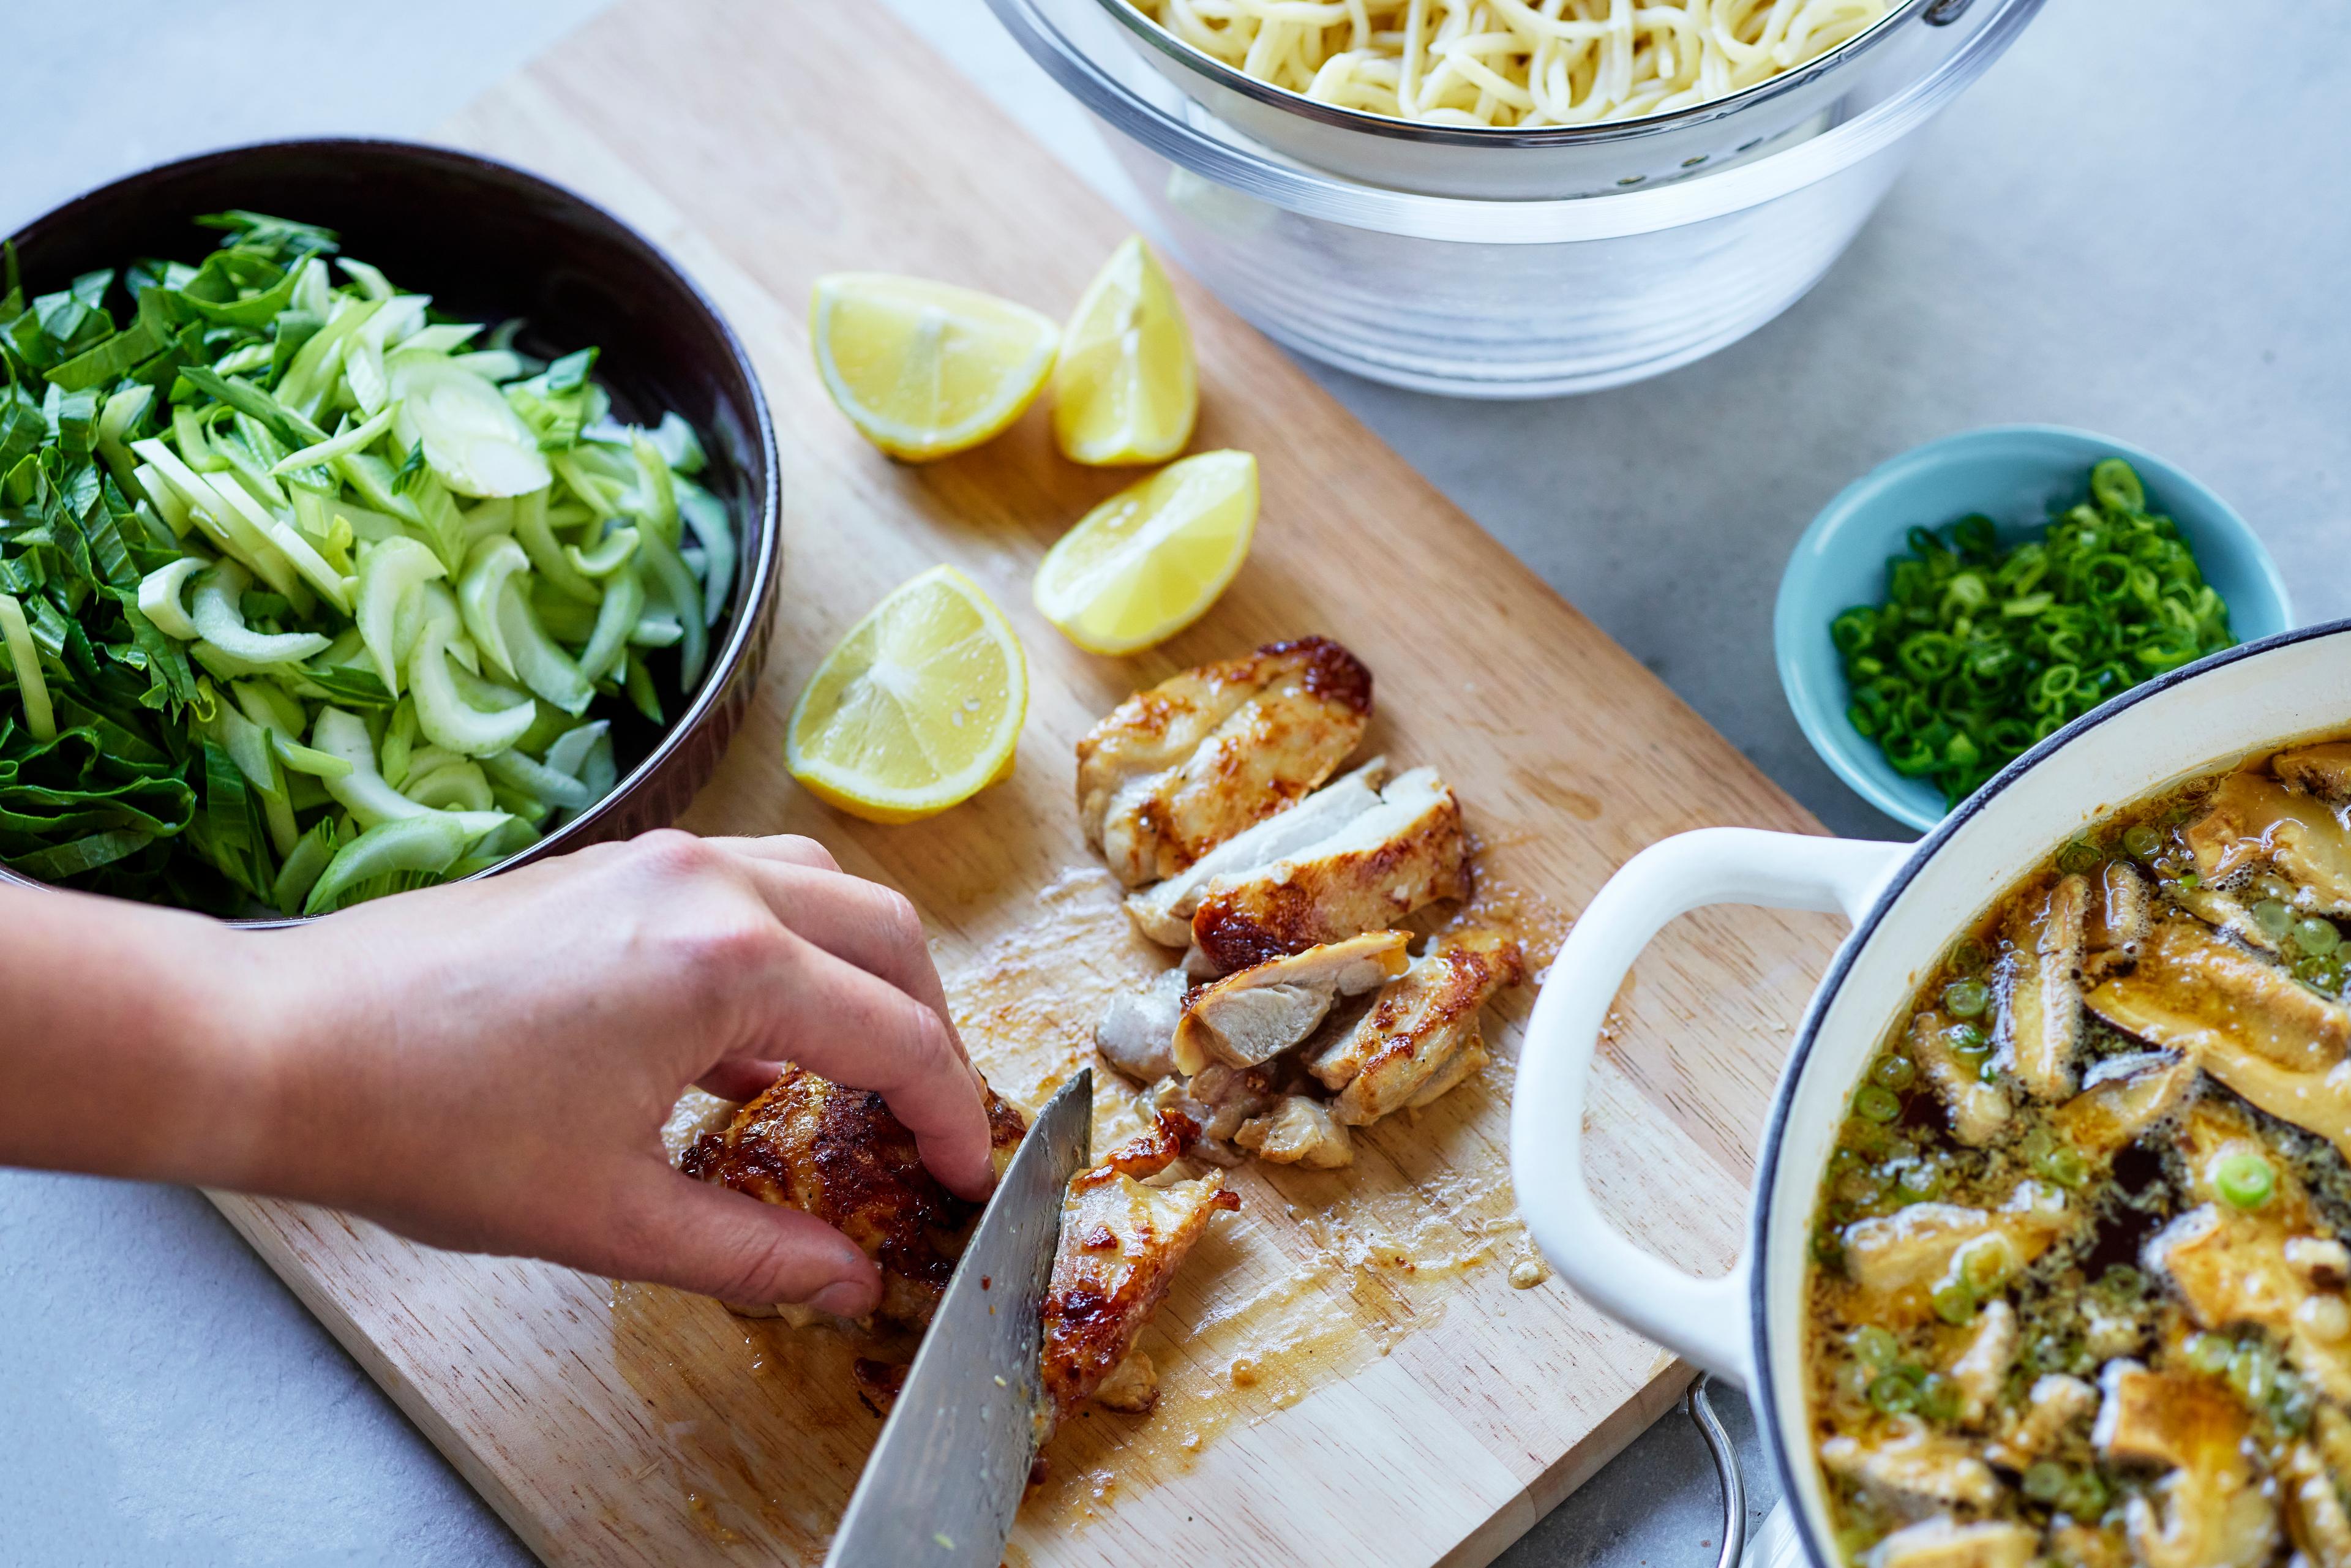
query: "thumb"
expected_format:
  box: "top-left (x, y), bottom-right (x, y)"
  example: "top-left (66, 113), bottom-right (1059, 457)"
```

top-left (607, 1163), bottom-right (882, 1315)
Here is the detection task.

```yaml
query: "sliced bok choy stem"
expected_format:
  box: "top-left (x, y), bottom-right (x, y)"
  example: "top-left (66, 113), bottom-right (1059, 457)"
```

top-left (0, 593), bottom-right (57, 742)
top-left (403, 759), bottom-right (496, 813)
top-left (482, 746), bottom-right (595, 809)
top-left (355, 537), bottom-right (445, 697)
top-left (303, 812), bottom-right (492, 917)
top-left (191, 560), bottom-right (332, 666)
top-left (495, 585), bottom-right (593, 715)
top-left (408, 626), bottom-right (536, 757)
top-left (566, 525), bottom-right (639, 578)
top-left (271, 818), bottom-right (339, 915)
top-left (312, 705), bottom-right (452, 829)
top-left (577, 567), bottom-right (643, 686)
top-left (635, 528), bottom-right (707, 689)
top-left (272, 404), bottom-right (398, 474)
top-left (457, 536), bottom-right (531, 680)
top-left (541, 720), bottom-right (608, 779)
top-left (138, 558), bottom-right (208, 640)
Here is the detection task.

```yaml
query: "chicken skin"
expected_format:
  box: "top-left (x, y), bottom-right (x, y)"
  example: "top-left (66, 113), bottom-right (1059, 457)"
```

top-left (681, 1066), bottom-right (1028, 1327)
top-left (1040, 1123), bottom-right (1238, 1424)
top-left (1190, 766), bottom-right (1471, 973)
top-left (1076, 637), bottom-right (1373, 888)
top-left (1309, 922), bottom-right (1525, 1125)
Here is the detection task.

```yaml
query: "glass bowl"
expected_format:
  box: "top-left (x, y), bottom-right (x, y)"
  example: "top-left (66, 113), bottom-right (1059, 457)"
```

top-left (984, 0), bottom-right (2047, 396)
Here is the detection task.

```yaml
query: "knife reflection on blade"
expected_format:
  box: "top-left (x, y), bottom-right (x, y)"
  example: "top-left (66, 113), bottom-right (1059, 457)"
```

top-left (822, 1068), bottom-right (1092, 1568)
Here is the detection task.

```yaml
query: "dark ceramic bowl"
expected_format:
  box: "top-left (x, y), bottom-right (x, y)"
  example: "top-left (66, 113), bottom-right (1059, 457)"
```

top-left (1, 138), bottom-right (782, 920)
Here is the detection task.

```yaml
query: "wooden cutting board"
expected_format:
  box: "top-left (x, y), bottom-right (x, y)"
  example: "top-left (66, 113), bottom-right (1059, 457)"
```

top-left (207, 1), bottom-right (1853, 1562)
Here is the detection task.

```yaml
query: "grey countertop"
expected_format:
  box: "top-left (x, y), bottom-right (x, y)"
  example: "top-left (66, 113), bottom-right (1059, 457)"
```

top-left (2, 1), bottom-right (2343, 1564)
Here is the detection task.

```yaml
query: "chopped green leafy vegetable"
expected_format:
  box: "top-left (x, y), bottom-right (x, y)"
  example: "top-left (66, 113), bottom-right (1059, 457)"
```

top-left (0, 211), bottom-right (735, 913)
top-left (1830, 457), bottom-right (2233, 810)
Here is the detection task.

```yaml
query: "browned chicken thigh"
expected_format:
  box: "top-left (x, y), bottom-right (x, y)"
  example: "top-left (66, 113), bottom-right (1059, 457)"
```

top-left (1076, 637), bottom-right (1373, 887)
top-left (681, 1066), bottom-right (1027, 1328)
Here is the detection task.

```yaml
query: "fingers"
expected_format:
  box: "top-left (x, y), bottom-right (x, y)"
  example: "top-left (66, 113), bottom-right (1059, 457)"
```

top-left (696, 1057), bottom-right (787, 1101)
top-left (726, 860), bottom-right (962, 1048)
top-left (607, 1161), bottom-right (882, 1312)
top-left (753, 939), bottom-right (996, 1201)
top-left (700, 834), bottom-right (840, 874)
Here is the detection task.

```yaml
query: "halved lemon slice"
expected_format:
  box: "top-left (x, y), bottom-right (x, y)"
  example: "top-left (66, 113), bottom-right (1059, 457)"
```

top-left (1051, 237), bottom-right (1198, 467)
top-left (810, 275), bottom-right (1059, 462)
top-left (786, 565), bottom-right (1029, 822)
top-left (1033, 449), bottom-right (1257, 656)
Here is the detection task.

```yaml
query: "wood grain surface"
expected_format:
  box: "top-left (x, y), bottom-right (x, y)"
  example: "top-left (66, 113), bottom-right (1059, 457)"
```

top-left (210, 1), bottom-right (1851, 1562)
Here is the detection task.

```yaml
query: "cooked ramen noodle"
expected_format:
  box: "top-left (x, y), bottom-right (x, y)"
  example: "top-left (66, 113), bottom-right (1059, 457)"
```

top-left (1125, 0), bottom-right (1892, 129)
top-left (1803, 739), bottom-right (2351, 1567)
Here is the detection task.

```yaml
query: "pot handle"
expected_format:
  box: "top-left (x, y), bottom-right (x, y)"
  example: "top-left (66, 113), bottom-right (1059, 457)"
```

top-left (1510, 828), bottom-right (1910, 1387)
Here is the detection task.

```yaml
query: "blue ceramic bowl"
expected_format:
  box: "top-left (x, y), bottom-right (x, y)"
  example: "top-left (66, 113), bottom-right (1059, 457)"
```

top-left (1775, 425), bottom-right (2295, 832)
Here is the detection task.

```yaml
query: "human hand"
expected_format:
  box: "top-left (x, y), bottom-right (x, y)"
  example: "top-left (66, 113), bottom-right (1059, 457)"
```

top-left (226, 831), bottom-right (991, 1315)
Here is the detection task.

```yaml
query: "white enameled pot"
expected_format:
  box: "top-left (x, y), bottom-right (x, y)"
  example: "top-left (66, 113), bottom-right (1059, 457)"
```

top-left (1510, 621), bottom-right (2351, 1567)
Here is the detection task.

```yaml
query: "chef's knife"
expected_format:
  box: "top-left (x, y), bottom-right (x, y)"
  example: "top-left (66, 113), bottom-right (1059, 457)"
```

top-left (822, 1068), bottom-right (1092, 1568)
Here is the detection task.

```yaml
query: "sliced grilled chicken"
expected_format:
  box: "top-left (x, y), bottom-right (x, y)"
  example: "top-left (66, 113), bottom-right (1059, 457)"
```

top-left (1234, 1095), bottom-right (1354, 1168)
top-left (2086, 918), bottom-right (2351, 1157)
top-left (1095, 967), bottom-right (1190, 1082)
top-left (1076, 637), bottom-right (1373, 887)
top-left (2187, 765), bottom-right (2351, 912)
top-left (1191, 766), bottom-right (1471, 973)
top-left (1125, 759), bottom-right (1388, 947)
top-left (682, 1066), bottom-right (1028, 1327)
top-left (2275, 741), bottom-right (2351, 805)
top-left (1996, 873), bottom-right (2088, 1101)
top-left (1171, 930), bottom-right (1408, 1076)
top-left (1040, 1163), bottom-right (1237, 1424)
top-left (1907, 1010), bottom-right (2012, 1147)
top-left (1308, 923), bottom-right (1525, 1125)
top-left (2083, 860), bottom-right (2153, 979)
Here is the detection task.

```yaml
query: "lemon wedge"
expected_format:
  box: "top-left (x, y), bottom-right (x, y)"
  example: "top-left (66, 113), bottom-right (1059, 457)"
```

top-left (1032, 450), bottom-right (1257, 656)
top-left (810, 275), bottom-right (1059, 462)
top-left (1051, 237), bottom-right (1198, 467)
top-left (786, 565), bottom-right (1029, 822)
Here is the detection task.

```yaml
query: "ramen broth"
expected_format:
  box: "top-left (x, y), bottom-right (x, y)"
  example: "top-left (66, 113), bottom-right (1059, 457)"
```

top-left (1803, 738), bottom-right (2351, 1568)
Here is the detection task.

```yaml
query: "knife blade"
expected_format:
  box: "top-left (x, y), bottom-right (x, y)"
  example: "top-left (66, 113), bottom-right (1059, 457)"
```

top-left (822, 1068), bottom-right (1092, 1568)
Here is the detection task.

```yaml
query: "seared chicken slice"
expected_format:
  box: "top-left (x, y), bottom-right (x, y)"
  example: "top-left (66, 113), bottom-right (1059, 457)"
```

top-left (1092, 1349), bottom-right (1161, 1414)
top-left (1907, 1011), bottom-right (2012, 1147)
top-left (1820, 1425), bottom-right (2000, 1515)
top-left (1839, 1185), bottom-right (2071, 1327)
top-left (2086, 918), bottom-right (2351, 1157)
top-left (1096, 968), bottom-right (1190, 1083)
top-left (1944, 1299), bottom-right (2015, 1426)
top-left (2084, 860), bottom-right (2153, 979)
top-left (1308, 923), bottom-right (1525, 1125)
top-left (1997, 873), bottom-right (2088, 1100)
top-left (682, 1067), bottom-right (1027, 1327)
top-left (1191, 766), bottom-right (1471, 973)
top-left (2142, 1100), bottom-right (2351, 1401)
top-left (1984, 1372), bottom-right (2096, 1471)
top-left (2050, 1049), bottom-right (2196, 1157)
top-left (1172, 931), bottom-right (1408, 1075)
top-left (2096, 1362), bottom-right (2278, 1568)
top-left (2187, 766), bottom-right (2351, 912)
top-left (1078, 637), bottom-right (1373, 887)
top-left (1125, 759), bottom-right (1388, 947)
top-left (1235, 1095), bottom-right (1355, 1168)
top-left (1866, 1518), bottom-right (2038, 1568)
top-left (1039, 1164), bottom-right (1237, 1423)
top-left (2276, 741), bottom-right (2351, 805)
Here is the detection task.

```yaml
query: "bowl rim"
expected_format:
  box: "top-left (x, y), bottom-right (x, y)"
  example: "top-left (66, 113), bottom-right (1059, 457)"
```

top-left (1087, 0), bottom-right (1930, 150)
top-left (984, 0), bottom-right (2048, 239)
top-left (0, 135), bottom-right (784, 926)
top-left (1772, 422), bottom-right (2295, 832)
